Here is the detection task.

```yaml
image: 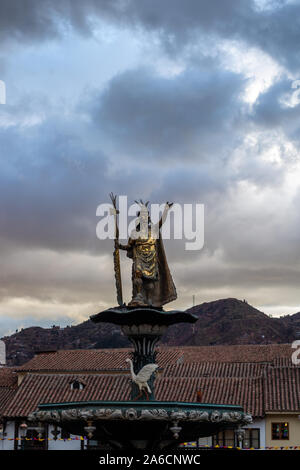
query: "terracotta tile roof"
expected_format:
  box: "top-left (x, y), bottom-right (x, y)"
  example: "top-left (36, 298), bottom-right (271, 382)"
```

top-left (156, 376), bottom-right (263, 417)
top-left (16, 348), bottom-right (184, 372)
top-left (264, 366), bottom-right (300, 412)
top-left (0, 367), bottom-right (18, 387)
top-left (3, 371), bottom-right (262, 418)
top-left (177, 344), bottom-right (293, 363)
top-left (163, 362), bottom-right (266, 378)
top-left (0, 388), bottom-right (17, 416)
top-left (0, 368), bottom-right (18, 417)
top-left (4, 373), bottom-right (131, 418)
top-left (272, 357), bottom-right (300, 368)
top-left (15, 344), bottom-right (294, 373)
top-left (2, 345), bottom-right (298, 420)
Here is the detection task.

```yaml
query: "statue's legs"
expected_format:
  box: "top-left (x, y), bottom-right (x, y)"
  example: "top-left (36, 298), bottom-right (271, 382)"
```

top-left (145, 280), bottom-right (155, 306)
top-left (128, 270), bottom-right (147, 306)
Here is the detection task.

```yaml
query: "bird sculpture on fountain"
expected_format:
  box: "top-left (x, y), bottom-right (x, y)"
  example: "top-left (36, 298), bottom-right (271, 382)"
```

top-left (125, 358), bottom-right (159, 400)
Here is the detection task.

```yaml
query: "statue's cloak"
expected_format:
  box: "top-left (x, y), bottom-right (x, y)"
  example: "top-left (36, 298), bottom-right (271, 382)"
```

top-left (152, 233), bottom-right (177, 307)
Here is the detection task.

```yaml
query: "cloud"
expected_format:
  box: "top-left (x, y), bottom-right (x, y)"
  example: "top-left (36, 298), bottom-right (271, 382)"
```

top-left (0, 116), bottom-right (108, 254)
top-left (0, 58), bottom-right (248, 257)
top-left (110, 1), bottom-right (300, 74)
top-left (2, 0), bottom-right (300, 75)
top-left (251, 78), bottom-right (300, 144)
top-left (1, 60), bottom-right (299, 326)
top-left (90, 64), bottom-right (246, 163)
top-left (0, 0), bottom-right (93, 43)
top-left (1, 1), bottom-right (300, 335)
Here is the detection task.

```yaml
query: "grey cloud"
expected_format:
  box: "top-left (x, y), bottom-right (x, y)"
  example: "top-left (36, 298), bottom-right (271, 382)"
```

top-left (1, 0), bottom-right (300, 325)
top-left (0, 0), bottom-right (93, 43)
top-left (0, 0), bottom-right (245, 43)
top-left (108, 1), bottom-right (300, 73)
top-left (252, 78), bottom-right (300, 144)
top-left (2, 1), bottom-right (300, 74)
top-left (90, 65), bottom-right (246, 162)
top-left (0, 97), bottom-right (176, 257)
top-left (176, 259), bottom-right (300, 292)
top-left (0, 65), bottom-right (293, 310)
top-left (245, 3), bottom-right (300, 73)
top-left (0, 101), bottom-right (116, 256)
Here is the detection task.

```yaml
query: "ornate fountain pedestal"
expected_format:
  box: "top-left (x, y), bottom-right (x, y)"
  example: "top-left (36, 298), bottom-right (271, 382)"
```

top-left (29, 306), bottom-right (253, 449)
top-left (91, 306), bottom-right (198, 400)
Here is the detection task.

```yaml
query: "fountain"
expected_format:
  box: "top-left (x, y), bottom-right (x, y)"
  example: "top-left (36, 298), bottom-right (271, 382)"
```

top-left (29, 196), bottom-right (252, 450)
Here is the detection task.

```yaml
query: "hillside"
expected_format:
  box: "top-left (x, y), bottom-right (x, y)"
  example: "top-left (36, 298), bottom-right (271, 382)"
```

top-left (2, 298), bottom-right (299, 366)
top-left (162, 298), bottom-right (297, 346)
top-left (2, 322), bottom-right (130, 366)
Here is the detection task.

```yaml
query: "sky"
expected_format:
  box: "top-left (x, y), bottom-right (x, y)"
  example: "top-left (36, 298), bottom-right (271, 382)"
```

top-left (1, 0), bottom-right (300, 337)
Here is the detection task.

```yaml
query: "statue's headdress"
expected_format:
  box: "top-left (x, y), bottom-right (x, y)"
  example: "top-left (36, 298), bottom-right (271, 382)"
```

top-left (135, 199), bottom-right (149, 217)
top-left (135, 199), bottom-right (149, 207)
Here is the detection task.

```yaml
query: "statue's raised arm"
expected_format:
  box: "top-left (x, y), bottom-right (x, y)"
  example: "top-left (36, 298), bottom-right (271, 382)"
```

top-left (158, 202), bottom-right (173, 229)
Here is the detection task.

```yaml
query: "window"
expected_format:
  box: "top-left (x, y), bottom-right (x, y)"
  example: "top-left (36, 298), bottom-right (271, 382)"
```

top-left (271, 422), bottom-right (289, 440)
top-left (21, 426), bottom-right (47, 450)
top-left (70, 380), bottom-right (85, 390)
top-left (86, 440), bottom-right (111, 450)
top-left (212, 430), bottom-right (235, 447)
top-left (61, 428), bottom-right (70, 439)
top-left (243, 428), bottom-right (260, 449)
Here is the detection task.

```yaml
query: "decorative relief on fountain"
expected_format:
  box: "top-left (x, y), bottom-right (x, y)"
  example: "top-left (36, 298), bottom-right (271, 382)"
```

top-left (29, 408), bottom-right (252, 425)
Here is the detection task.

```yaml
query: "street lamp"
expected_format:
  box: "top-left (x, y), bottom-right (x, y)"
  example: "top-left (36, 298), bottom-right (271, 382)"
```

top-left (19, 422), bottom-right (28, 450)
top-left (34, 422), bottom-right (44, 439)
top-left (235, 427), bottom-right (245, 448)
top-left (51, 425), bottom-right (60, 441)
top-left (84, 420), bottom-right (96, 440)
top-left (170, 421), bottom-right (182, 440)
top-left (19, 422), bottom-right (28, 437)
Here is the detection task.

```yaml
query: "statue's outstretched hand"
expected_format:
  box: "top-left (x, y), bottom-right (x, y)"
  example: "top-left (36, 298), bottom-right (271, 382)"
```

top-left (166, 201), bottom-right (173, 209)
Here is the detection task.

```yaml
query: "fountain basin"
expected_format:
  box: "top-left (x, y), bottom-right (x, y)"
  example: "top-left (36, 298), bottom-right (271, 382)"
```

top-left (29, 400), bottom-right (252, 450)
top-left (90, 306), bottom-right (198, 327)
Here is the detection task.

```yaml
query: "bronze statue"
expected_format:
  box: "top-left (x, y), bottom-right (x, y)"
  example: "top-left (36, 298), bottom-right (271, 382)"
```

top-left (110, 195), bottom-right (177, 308)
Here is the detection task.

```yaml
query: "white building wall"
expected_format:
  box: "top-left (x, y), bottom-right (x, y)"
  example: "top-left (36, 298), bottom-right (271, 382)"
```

top-left (48, 425), bottom-right (82, 450)
top-left (197, 418), bottom-right (266, 449)
top-left (0, 422), bottom-right (83, 450)
top-left (198, 436), bottom-right (212, 446)
top-left (0, 421), bottom-right (15, 450)
top-left (245, 418), bottom-right (266, 449)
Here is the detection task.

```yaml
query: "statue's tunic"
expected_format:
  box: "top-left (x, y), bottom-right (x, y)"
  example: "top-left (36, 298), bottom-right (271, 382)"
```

top-left (134, 236), bottom-right (158, 280)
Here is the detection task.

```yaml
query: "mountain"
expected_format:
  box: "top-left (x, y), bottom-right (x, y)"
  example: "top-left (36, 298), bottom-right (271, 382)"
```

top-left (2, 298), bottom-right (300, 366)
top-left (162, 298), bottom-right (297, 346)
top-left (1, 322), bottom-right (130, 366)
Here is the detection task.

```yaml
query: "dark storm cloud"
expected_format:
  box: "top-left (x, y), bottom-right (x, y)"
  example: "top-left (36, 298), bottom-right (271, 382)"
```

top-left (0, 118), bottom-right (107, 253)
top-left (2, 0), bottom-right (300, 73)
top-left (0, 59), bottom-right (289, 268)
top-left (2, 0), bottom-right (300, 323)
top-left (252, 77), bottom-right (300, 144)
top-left (0, 0), bottom-right (245, 43)
top-left (90, 65), bottom-right (246, 162)
top-left (0, 97), bottom-right (174, 257)
top-left (125, 1), bottom-right (300, 73)
top-left (102, 0), bottom-right (300, 73)
top-left (0, 0), bottom-right (93, 42)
